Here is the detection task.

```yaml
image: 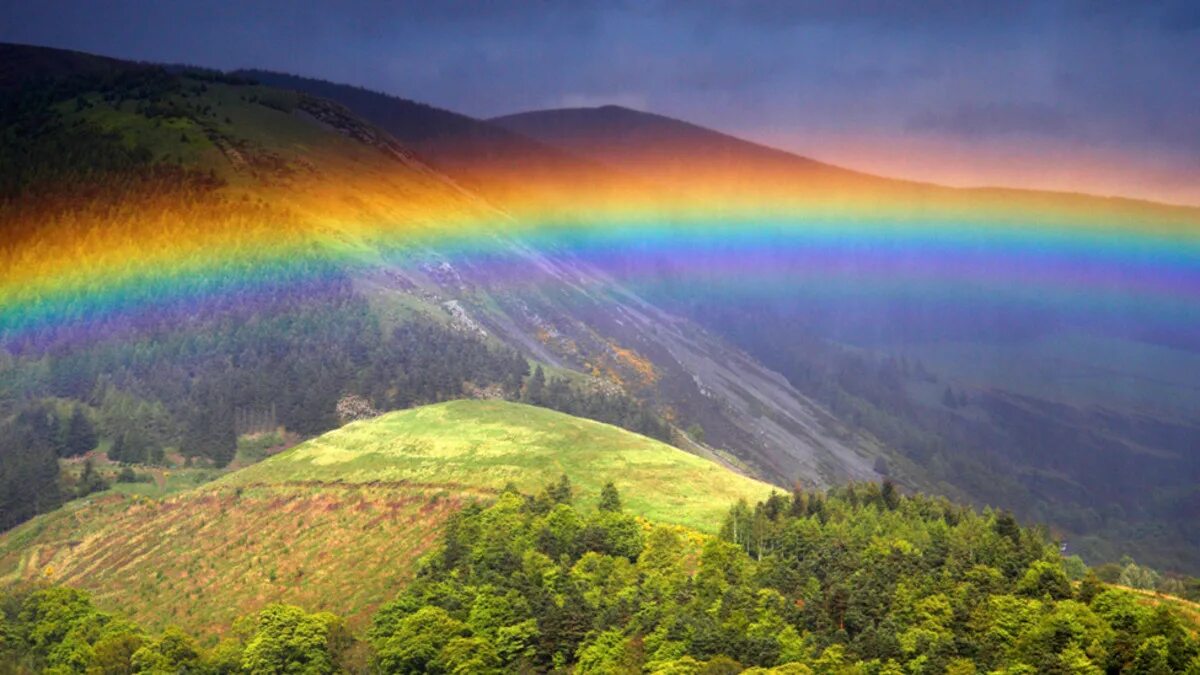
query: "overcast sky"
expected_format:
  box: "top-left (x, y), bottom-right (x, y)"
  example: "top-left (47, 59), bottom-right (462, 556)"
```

top-left (4, 1), bottom-right (1198, 205)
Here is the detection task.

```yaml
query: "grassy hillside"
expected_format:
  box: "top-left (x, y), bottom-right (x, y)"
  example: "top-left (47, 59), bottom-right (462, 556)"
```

top-left (222, 400), bottom-right (776, 530)
top-left (0, 401), bottom-right (774, 637)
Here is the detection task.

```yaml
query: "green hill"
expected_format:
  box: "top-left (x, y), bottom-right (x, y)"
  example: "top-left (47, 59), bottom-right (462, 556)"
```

top-left (0, 401), bottom-right (774, 637)
top-left (222, 400), bottom-right (775, 530)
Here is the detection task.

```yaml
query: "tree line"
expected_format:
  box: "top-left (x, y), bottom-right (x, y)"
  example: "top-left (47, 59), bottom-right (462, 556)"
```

top-left (3, 480), bottom-right (1199, 672)
top-left (371, 481), bottom-right (1200, 673)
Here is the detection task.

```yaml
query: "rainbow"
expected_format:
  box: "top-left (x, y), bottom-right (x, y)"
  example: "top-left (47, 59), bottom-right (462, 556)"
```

top-left (3, 154), bottom-right (1200, 349)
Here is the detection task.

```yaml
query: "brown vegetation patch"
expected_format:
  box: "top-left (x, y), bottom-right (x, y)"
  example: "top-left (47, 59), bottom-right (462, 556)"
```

top-left (0, 483), bottom-right (482, 639)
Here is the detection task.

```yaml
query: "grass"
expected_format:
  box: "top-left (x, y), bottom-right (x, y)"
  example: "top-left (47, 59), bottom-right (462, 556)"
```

top-left (221, 399), bottom-right (777, 531)
top-left (0, 400), bottom-right (775, 638)
top-left (107, 467), bottom-right (222, 499)
top-left (0, 484), bottom-right (466, 638)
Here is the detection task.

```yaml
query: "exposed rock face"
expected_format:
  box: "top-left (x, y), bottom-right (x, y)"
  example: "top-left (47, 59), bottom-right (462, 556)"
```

top-left (241, 74), bottom-right (885, 488)
top-left (354, 233), bottom-right (881, 488)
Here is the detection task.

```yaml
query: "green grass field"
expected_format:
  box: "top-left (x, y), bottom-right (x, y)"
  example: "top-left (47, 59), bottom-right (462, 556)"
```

top-left (222, 400), bottom-right (776, 530)
top-left (0, 400), bottom-right (775, 638)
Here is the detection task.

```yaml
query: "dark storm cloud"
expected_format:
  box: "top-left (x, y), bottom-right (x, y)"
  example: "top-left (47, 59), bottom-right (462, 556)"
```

top-left (1, 0), bottom-right (1196, 200)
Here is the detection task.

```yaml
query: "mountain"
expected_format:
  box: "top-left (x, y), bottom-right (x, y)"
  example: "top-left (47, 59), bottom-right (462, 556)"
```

top-left (488, 105), bottom-right (1200, 572)
top-left (0, 46), bottom-right (893, 498)
top-left (2, 44), bottom-right (1198, 573)
top-left (0, 42), bottom-right (147, 93)
top-left (235, 70), bottom-right (647, 210)
top-left (492, 104), bottom-right (1200, 221)
top-left (492, 104), bottom-right (882, 198)
top-left (0, 400), bottom-right (775, 635)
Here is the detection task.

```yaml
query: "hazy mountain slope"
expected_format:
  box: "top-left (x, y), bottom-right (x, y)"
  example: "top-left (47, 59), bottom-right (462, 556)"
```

top-left (0, 401), bottom-right (775, 635)
top-left (369, 242), bottom-right (890, 486)
top-left (0, 42), bottom-right (146, 93)
top-left (0, 43), bottom-right (898, 493)
top-left (207, 66), bottom-right (894, 488)
top-left (492, 104), bottom-right (875, 191)
top-left (236, 70), bottom-right (647, 209)
top-left (492, 105), bottom-right (1200, 221)
top-left (493, 105), bottom-right (1200, 572)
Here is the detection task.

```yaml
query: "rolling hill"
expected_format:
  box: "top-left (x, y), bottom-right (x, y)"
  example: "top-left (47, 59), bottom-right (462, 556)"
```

top-left (0, 401), bottom-right (775, 636)
top-left (222, 399), bottom-right (775, 528)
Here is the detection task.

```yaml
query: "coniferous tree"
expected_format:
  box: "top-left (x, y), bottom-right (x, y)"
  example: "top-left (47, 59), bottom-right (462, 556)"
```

top-left (546, 473), bottom-right (573, 504)
top-left (881, 479), bottom-right (900, 510)
top-left (63, 406), bottom-right (97, 457)
top-left (598, 481), bottom-right (621, 512)
top-left (0, 405), bottom-right (63, 528)
top-left (525, 366), bottom-right (546, 406)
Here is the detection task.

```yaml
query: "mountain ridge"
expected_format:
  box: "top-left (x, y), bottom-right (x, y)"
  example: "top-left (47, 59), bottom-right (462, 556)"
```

top-left (492, 104), bottom-right (1200, 217)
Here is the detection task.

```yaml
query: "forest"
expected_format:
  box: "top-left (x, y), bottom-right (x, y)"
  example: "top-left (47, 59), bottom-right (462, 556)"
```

top-left (0, 287), bottom-right (672, 531)
top-left (2, 481), bottom-right (1197, 673)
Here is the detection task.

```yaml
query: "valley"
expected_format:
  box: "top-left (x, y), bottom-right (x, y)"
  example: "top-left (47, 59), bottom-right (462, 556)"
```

top-left (0, 35), bottom-right (1198, 673)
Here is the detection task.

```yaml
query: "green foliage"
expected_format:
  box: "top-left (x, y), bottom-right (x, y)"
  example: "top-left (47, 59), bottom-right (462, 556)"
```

top-left (130, 625), bottom-right (202, 673)
top-left (370, 481), bottom-right (1200, 673)
top-left (1016, 560), bottom-right (1073, 600)
top-left (236, 430), bottom-right (284, 463)
top-left (0, 584), bottom-right (357, 674)
top-left (545, 473), bottom-right (574, 505)
top-left (599, 481), bottom-right (622, 512)
top-left (373, 605), bottom-right (467, 673)
top-left (1118, 557), bottom-right (1163, 591)
top-left (115, 465), bottom-right (146, 483)
top-left (62, 405), bottom-right (97, 457)
top-left (236, 604), bottom-right (353, 674)
top-left (523, 364), bottom-right (672, 442)
top-left (0, 403), bottom-right (63, 528)
top-left (74, 458), bottom-right (110, 499)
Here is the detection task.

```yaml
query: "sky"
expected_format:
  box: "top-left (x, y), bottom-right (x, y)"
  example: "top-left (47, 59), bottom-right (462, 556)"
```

top-left (3, 1), bottom-right (1198, 206)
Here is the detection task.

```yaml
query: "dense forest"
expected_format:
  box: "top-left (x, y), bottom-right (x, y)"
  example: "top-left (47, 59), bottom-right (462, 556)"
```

top-left (2, 481), bottom-right (1197, 673)
top-left (372, 482), bottom-right (1200, 673)
top-left (0, 401), bottom-right (105, 530)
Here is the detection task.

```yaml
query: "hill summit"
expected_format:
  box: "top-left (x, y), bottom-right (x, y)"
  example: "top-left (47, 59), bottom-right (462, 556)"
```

top-left (0, 400), bottom-right (774, 635)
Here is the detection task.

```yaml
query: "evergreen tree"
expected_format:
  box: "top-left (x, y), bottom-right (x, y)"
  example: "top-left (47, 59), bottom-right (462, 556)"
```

top-left (598, 481), bottom-right (621, 512)
top-left (63, 406), bottom-right (97, 457)
top-left (546, 473), bottom-right (572, 504)
top-left (0, 405), bottom-right (63, 528)
top-left (525, 366), bottom-right (546, 406)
